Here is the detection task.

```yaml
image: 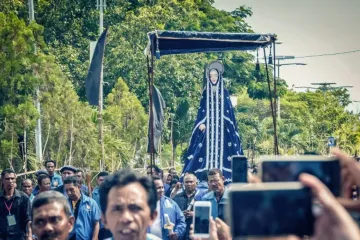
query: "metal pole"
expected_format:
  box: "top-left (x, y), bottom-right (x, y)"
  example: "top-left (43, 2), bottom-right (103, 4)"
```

top-left (147, 54), bottom-right (155, 173)
top-left (150, 54), bottom-right (155, 168)
top-left (98, 61), bottom-right (105, 171)
top-left (273, 43), bottom-right (279, 155)
top-left (29, 0), bottom-right (43, 165)
top-left (97, 0), bottom-right (106, 170)
top-left (170, 114), bottom-right (175, 167)
top-left (277, 59), bottom-right (281, 120)
top-left (263, 48), bottom-right (277, 155)
top-left (98, 0), bottom-right (104, 34)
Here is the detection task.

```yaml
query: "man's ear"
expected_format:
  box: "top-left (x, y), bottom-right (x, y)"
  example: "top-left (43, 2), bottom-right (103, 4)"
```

top-left (221, 176), bottom-right (225, 182)
top-left (149, 209), bottom-right (158, 226)
top-left (101, 213), bottom-right (109, 229)
top-left (68, 216), bottom-right (75, 233)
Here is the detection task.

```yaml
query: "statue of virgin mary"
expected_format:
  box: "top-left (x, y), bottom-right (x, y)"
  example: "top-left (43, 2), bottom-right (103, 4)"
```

top-left (181, 61), bottom-right (243, 183)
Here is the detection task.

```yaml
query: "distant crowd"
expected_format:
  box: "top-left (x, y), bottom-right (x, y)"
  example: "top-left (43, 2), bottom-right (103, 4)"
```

top-left (2, 149), bottom-right (360, 240)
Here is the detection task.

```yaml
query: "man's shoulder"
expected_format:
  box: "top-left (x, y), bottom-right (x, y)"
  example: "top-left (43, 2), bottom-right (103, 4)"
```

top-left (202, 191), bottom-right (214, 200)
top-left (162, 196), bottom-right (178, 208)
top-left (163, 195), bottom-right (174, 202)
top-left (53, 172), bottom-right (61, 177)
top-left (92, 187), bottom-right (99, 195)
top-left (83, 194), bottom-right (99, 207)
top-left (54, 185), bottom-right (63, 192)
top-left (222, 188), bottom-right (229, 199)
top-left (15, 189), bottom-right (29, 199)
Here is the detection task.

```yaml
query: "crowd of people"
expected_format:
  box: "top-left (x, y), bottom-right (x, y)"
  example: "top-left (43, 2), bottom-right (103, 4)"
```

top-left (2, 149), bottom-right (360, 240)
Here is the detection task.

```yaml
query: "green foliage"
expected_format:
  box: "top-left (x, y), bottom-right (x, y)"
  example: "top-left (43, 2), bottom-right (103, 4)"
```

top-left (104, 78), bottom-right (148, 169)
top-left (2, 1), bottom-right (359, 174)
top-left (237, 87), bottom-right (360, 160)
top-left (0, 13), bottom-right (150, 172)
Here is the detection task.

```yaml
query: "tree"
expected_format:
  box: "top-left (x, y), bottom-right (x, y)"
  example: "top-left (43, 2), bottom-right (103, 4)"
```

top-left (0, 12), bottom-right (44, 171)
top-left (104, 77), bottom-right (148, 169)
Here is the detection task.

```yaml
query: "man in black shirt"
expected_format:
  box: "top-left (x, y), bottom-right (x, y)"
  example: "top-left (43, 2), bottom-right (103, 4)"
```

top-left (0, 168), bottom-right (32, 240)
top-left (173, 172), bottom-right (199, 240)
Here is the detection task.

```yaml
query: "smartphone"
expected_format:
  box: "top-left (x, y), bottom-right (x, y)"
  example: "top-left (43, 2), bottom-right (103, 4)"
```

top-left (232, 155), bottom-right (248, 183)
top-left (228, 182), bottom-right (314, 238)
top-left (193, 201), bottom-right (212, 238)
top-left (260, 155), bottom-right (341, 196)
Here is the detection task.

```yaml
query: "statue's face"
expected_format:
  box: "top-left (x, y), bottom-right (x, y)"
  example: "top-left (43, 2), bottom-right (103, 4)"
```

top-left (209, 69), bottom-right (219, 85)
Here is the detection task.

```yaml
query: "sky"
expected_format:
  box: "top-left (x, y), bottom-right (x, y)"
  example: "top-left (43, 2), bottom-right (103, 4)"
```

top-left (214, 0), bottom-right (360, 112)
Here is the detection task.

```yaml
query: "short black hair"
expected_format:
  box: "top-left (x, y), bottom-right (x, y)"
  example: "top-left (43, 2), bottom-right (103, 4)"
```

top-left (35, 170), bottom-right (49, 177)
top-left (1, 168), bottom-right (15, 178)
top-left (208, 168), bottom-right (223, 178)
top-left (63, 176), bottom-right (80, 187)
top-left (98, 171), bottom-right (109, 178)
top-left (184, 171), bottom-right (197, 179)
top-left (44, 160), bottom-right (56, 167)
top-left (22, 179), bottom-right (33, 185)
top-left (100, 169), bottom-right (157, 216)
top-left (32, 191), bottom-right (71, 220)
top-left (146, 165), bottom-right (161, 174)
top-left (37, 174), bottom-right (50, 186)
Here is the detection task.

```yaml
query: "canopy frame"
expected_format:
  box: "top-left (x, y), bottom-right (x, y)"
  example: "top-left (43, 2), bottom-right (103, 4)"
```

top-left (146, 30), bottom-right (279, 169)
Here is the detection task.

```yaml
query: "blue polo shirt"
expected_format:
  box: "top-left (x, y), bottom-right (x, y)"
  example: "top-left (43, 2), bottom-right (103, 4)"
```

top-left (69, 194), bottom-right (101, 240)
top-left (49, 173), bottom-right (63, 188)
top-left (202, 188), bottom-right (229, 218)
top-left (92, 186), bottom-right (100, 207)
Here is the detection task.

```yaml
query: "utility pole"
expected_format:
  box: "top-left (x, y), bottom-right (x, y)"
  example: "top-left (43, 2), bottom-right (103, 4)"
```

top-left (273, 55), bottom-right (306, 120)
top-left (295, 83), bottom-right (353, 111)
top-left (96, 0), bottom-right (106, 170)
top-left (97, 0), bottom-right (105, 34)
top-left (29, 0), bottom-right (43, 167)
top-left (312, 82), bottom-right (353, 111)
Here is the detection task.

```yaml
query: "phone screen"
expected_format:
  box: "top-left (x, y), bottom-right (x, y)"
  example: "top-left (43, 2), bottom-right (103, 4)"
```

top-left (262, 159), bottom-right (340, 196)
top-left (194, 206), bottom-right (210, 234)
top-left (230, 187), bottom-right (314, 237)
top-left (232, 155), bottom-right (248, 183)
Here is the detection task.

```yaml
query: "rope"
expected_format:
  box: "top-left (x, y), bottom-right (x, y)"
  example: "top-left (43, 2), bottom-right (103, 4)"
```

top-left (295, 49), bottom-right (360, 59)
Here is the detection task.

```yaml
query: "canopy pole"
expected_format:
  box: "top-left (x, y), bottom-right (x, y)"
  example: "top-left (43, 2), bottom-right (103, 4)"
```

top-left (147, 53), bottom-right (155, 173)
top-left (263, 47), bottom-right (278, 155)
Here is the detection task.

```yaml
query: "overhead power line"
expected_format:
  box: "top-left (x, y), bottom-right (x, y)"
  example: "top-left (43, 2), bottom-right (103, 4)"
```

top-left (295, 49), bottom-right (360, 59)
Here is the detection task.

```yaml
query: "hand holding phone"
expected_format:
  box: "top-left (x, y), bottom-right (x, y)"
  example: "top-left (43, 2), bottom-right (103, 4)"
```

top-left (183, 210), bottom-right (194, 218)
top-left (260, 155), bottom-right (341, 196)
top-left (300, 173), bottom-right (360, 240)
top-left (228, 182), bottom-right (314, 238)
top-left (193, 201), bottom-right (212, 238)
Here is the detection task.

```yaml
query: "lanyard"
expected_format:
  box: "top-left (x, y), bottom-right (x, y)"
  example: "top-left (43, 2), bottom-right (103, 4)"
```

top-left (4, 199), bottom-right (13, 215)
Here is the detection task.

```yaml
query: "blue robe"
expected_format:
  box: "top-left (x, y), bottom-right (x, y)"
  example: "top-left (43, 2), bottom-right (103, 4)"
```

top-left (182, 63), bottom-right (243, 183)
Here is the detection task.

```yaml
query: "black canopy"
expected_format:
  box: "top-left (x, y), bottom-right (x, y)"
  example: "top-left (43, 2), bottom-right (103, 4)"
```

top-left (146, 30), bottom-right (276, 58)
